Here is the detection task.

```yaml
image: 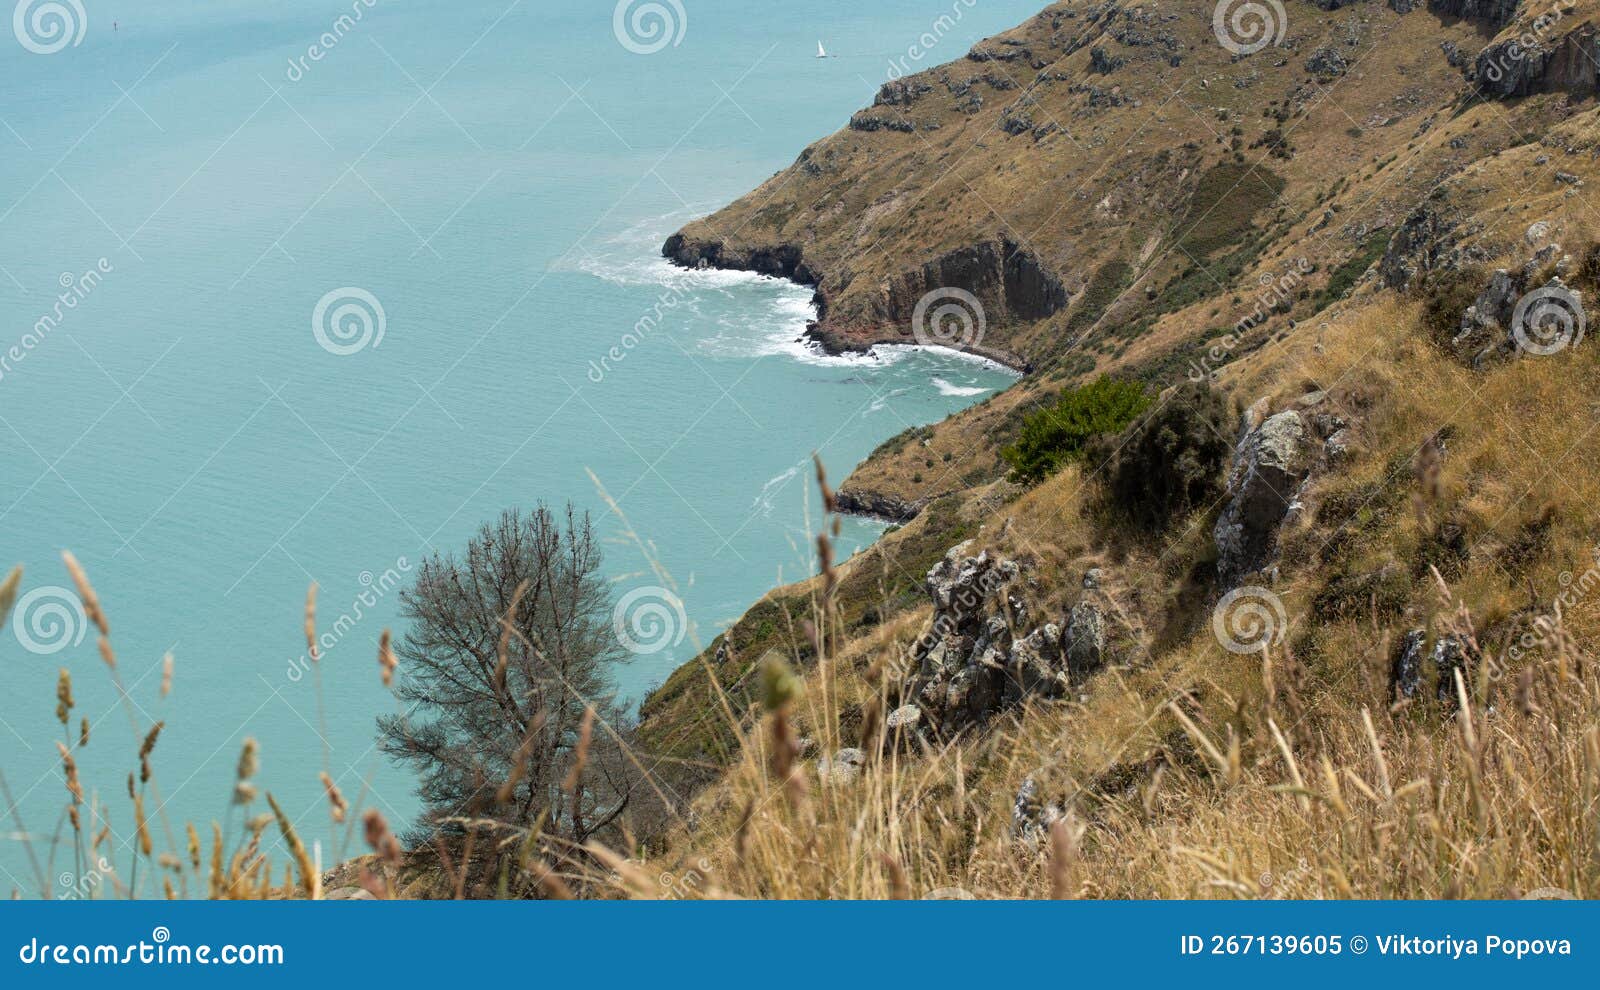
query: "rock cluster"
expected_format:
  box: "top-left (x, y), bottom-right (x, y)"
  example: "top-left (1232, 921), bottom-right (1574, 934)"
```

top-left (903, 543), bottom-right (1108, 731)
top-left (1390, 629), bottom-right (1477, 707)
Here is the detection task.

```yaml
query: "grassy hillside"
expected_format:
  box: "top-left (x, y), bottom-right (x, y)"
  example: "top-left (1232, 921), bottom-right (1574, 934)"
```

top-left (630, 0), bottom-right (1600, 899)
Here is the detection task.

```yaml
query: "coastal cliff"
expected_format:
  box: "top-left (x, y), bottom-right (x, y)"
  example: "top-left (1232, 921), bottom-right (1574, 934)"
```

top-left (634, 0), bottom-right (1600, 899)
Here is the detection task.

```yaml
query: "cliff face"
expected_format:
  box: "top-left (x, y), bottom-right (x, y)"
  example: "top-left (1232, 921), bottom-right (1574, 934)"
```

top-left (639, 0), bottom-right (1600, 799)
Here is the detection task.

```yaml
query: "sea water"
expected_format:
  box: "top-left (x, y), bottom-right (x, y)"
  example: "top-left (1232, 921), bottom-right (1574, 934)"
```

top-left (0, 0), bottom-right (1036, 889)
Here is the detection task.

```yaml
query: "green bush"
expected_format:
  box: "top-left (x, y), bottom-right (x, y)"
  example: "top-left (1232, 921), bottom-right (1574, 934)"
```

top-left (1108, 381), bottom-right (1233, 529)
top-left (1001, 377), bottom-right (1151, 483)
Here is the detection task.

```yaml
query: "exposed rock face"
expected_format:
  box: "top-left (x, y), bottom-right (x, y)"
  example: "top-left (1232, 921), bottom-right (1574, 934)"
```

top-left (1306, 47), bottom-right (1349, 80)
top-left (1391, 628), bottom-right (1427, 700)
top-left (1433, 635), bottom-right (1472, 706)
top-left (1381, 202), bottom-right (1464, 290)
top-left (1011, 775), bottom-right (1061, 840)
top-left (835, 487), bottom-right (927, 523)
top-left (1063, 602), bottom-right (1107, 677)
top-left (1427, 0), bottom-right (1522, 28)
top-left (661, 234), bottom-right (817, 284)
top-left (1476, 21), bottom-right (1599, 99)
top-left (1215, 410), bottom-right (1314, 589)
top-left (871, 238), bottom-right (1069, 330)
top-left (904, 543), bottom-right (1100, 731)
top-left (1453, 268), bottom-right (1522, 361)
top-left (818, 747), bottom-right (866, 784)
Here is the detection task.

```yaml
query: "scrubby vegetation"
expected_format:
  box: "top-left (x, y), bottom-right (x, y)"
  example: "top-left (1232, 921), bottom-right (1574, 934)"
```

top-left (1001, 377), bottom-right (1150, 483)
top-left (1107, 381), bottom-right (1233, 530)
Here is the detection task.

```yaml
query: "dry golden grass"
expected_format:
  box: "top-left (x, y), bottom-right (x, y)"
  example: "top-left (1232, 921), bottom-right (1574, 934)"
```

top-left (630, 290), bottom-right (1600, 900)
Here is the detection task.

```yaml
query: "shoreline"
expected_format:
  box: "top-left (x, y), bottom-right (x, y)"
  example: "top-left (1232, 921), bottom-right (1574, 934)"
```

top-left (661, 233), bottom-right (1034, 376)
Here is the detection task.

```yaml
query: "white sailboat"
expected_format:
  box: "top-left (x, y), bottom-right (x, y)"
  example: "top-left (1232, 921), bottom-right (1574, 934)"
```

top-left (816, 40), bottom-right (828, 58)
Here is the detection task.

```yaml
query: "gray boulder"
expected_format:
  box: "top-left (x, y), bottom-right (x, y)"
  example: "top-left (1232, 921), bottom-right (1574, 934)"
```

top-left (1063, 602), bottom-right (1107, 678)
top-left (1214, 410), bottom-right (1313, 589)
top-left (1391, 628), bottom-right (1427, 700)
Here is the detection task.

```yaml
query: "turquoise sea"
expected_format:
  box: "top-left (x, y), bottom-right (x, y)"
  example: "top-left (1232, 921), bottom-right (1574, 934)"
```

top-left (0, 0), bottom-right (1036, 891)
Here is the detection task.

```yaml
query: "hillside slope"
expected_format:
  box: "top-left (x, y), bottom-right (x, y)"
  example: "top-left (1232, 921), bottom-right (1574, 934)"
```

top-left (629, 0), bottom-right (1600, 898)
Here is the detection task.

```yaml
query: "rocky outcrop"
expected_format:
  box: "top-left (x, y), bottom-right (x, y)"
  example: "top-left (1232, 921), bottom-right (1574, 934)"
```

top-left (1475, 20), bottom-right (1599, 99)
top-left (1391, 628), bottom-right (1427, 700)
top-left (1306, 47), bottom-right (1349, 80)
top-left (1214, 410), bottom-right (1315, 589)
top-left (1433, 635), bottom-right (1474, 707)
top-left (835, 487), bottom-right (928, 523)
top-left (1427, 0), bottom-right (1522, 28)
top-left (661, 234), bottom-right (817, 285)
top-left (872, 238), bottom-right (1069, 328)
top-left (1063, 602), bottom-right (1107, 677)
top-left (1380, 201), bottom-right (1482, 290)
top-left (903, 543), bottom-right (1109, 732)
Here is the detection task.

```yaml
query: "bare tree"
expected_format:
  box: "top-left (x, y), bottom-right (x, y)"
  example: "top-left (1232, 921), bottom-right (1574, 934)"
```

top-left (378, 505), bottom-right (636, 858)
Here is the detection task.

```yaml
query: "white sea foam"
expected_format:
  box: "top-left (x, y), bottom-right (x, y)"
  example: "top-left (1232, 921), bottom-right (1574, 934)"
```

top-left (931, 376), bottom-right (992, 397)
top-left (572, 212), bottom-right (1025, 376)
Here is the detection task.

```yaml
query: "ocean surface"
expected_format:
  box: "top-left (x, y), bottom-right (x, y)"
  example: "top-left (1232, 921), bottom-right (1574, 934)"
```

top-left (0, 0), bottom-right (1036, 891)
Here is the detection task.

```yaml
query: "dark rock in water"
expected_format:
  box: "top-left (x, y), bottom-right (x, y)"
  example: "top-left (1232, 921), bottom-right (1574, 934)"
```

top-left (1391, 628), bottom-right (1427, 700)
top-left (835, 487), bottom-right (926, 523)
top-left (661, 233), bottom-right (814, 284)
top-left (1214, 410), bottom-right (1313, 589)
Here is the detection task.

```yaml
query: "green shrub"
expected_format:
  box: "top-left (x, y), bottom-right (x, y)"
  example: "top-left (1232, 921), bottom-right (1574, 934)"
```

top-left (1108, 381), bottom-right (1233, 529)
top-left (1001, 377), bottom-right (1151, 483)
